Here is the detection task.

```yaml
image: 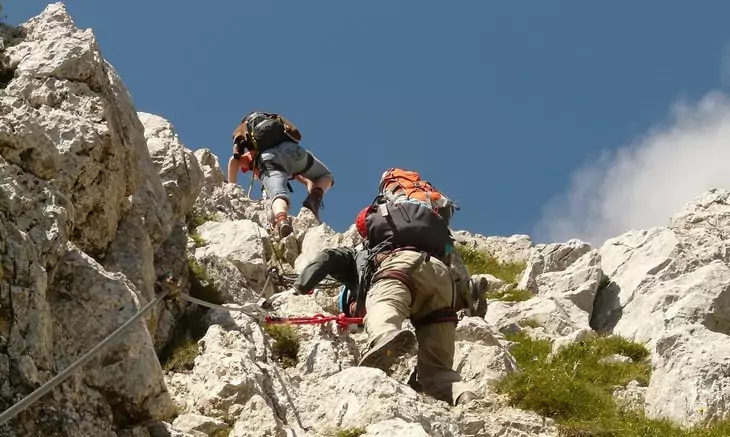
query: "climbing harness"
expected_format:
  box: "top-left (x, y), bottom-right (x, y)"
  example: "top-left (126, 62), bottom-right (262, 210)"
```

top-left (265, 313), bottom-right (364, 332)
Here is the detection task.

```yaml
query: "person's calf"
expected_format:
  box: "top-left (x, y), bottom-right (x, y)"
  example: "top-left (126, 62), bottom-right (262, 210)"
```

top-left (271, 197), bottom-right (289, 214)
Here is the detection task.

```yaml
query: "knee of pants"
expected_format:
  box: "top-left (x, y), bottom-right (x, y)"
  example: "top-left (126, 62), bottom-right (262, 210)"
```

top-left (261, 170), bottom-right (291, 203)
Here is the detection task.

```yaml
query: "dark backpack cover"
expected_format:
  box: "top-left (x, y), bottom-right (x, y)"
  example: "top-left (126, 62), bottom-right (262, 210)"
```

top-left (245, 114), bottom-right (293, 152)
top-left (365, 200), bottom-right (453, 260)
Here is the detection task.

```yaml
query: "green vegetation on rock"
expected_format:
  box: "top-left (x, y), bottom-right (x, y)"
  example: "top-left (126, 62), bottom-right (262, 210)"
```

top-left (496, 332), bottom-right (730, 436)
top-left (455, 245), bottom-right (525, 284)
top-left (334, 427), bottom-right (366, 437)
top-left (211, 426), bottom-right (234, 437)
top-left (263, 323), bottom-right (300, 369)
top-left (517, 318), bottom-right (542, 328)
top-left (158, 259), bottom-right (225, 372)
top-left (189, 232), bottom-right (206, 248)
top-left (188, 211), bottom-right (216, 229)
top-left (486, 287), bottom-right (533, 302)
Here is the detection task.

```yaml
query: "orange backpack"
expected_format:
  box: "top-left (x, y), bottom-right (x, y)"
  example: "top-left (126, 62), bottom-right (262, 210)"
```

top-left (378, 168), bottom-right (454, 213)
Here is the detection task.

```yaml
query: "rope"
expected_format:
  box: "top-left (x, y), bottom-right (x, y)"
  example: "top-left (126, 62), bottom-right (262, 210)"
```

top-left (178, 294), bottom-right (263, 318)
top-left (0, 289), bottom-right (170, 427)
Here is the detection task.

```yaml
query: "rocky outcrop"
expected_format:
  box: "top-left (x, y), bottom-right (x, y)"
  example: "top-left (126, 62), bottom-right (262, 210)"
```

top-left (592, 188), bottom-right (730, 427)
top-left (0, 4), bottom-right (200, 435)
top-left (486, 239), bottom-right (604, 340)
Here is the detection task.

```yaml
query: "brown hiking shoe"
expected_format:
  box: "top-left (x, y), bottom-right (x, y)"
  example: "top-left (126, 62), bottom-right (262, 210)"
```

top-left (302, 187), bottom-right (324, 221)
top-left (357, 329), bottom-right (416, 372)
top-left (274, 212), bottom-right (293, 238)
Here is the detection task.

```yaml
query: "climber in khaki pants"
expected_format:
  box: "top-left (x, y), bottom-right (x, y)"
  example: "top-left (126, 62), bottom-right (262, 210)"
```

top-left (361, 249), bottom-right (478, 406)
top-left (351, 196), bottom-right (480, 406)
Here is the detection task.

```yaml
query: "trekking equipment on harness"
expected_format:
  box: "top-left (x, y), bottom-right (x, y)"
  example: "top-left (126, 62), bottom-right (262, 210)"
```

top-left (378, 168), bottom-right (459, 225)
top-left (456, 276), bottom-right (489, 318)
top-left (337, 285), bottom-right (349, 314)
top-left (233, 111), bottom-right (301, 158)
top-left (337, 284), bottom-right (365, 318)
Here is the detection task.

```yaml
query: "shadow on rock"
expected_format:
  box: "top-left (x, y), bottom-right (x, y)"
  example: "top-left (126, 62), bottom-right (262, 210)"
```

top-left (590, 276), bottom-right (623, 334)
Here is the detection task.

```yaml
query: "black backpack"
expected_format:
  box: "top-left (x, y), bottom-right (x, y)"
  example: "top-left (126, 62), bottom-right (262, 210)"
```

top-left (364, 198), bottom-right (454, 261)
top-left (233, 112), bottom-right (302, 157)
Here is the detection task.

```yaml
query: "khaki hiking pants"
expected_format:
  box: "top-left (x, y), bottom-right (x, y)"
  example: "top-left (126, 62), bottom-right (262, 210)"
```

top-left (364, 250), bottom-right (475, 405)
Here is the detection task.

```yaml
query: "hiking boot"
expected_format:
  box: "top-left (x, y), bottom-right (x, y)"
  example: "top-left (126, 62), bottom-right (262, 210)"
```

top-left (302, 187), bottom-right (324, 221)
top-left (455, 391), bottom-right (479, 406)
top-left (358, 329), bottom-right (417, 372)
top-left (275, 212), bottom-right (293, 238)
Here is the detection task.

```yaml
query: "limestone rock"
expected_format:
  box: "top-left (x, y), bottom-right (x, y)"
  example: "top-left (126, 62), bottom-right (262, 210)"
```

top-left (362, 418), bottom-right (430, 436)
top-left (294, 223), bottom-right (361, 273)
top-left (231, 394), bottom-right (288, 437)
top-left (193, 220), bottom-right (269, 294)
top-left (3, 2), bottom-right (142, 255)
top-left (517, 238), bottom-right (593, 292)
top-left (171, 413), bottom-right (228, 436)
top-left (455, 317), bottom-right (503, 347)
top-left (646, 325), bottom-right (730, 428)
top-left (613, 380), bottom-right (647, 413)
top-left (486, 247), bottom-right (603, 339)
top-left (593, 189), bottom-right (730, 426)
top-left (193, 148), bottom-right (225, 186)
top-left (165, 323), bottom-right (269, 420)
top-left (138, 112), bottom-right (204, 223)
top-left (453, 340), bottom-right (518, 395)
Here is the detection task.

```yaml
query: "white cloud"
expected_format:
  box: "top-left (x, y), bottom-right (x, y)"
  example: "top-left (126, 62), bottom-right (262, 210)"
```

top-left (534, 90), bottom-right (730, 246)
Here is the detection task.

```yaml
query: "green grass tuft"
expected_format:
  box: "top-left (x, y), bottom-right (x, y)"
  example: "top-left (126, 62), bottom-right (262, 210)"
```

top-left (188, 212), bottom-right (216, 229)
top-left (455, 245), bottom-right (526, 284)
top-left (517, 318), bottom-right (542, 328)
top-left (263, 323), bottom-right (300, 368)
top-left (158, 307), bottom-right (208, 373)
top-left (487, 288), bottom-right (534, 302)
top-left (187, 258), bottom-right (226, 305)
top-left (334, 428), bottom-right (367, 437)
top-left (496, 332), bottom-right (730, 436)
top-left (189, 232), bottom-right (207, 248)
top-left (158, 259), bottom-right (226, 372)
top-left (211, 426), bottom-right (233, 437)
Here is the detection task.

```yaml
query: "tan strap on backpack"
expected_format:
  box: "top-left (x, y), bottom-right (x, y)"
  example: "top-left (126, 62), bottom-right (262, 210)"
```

top-left (273, 113), bottom-right (302, 143)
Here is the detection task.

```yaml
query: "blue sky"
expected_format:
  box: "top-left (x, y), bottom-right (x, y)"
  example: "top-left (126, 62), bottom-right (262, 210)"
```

top-left (6, 1), bottom-right (730, 244)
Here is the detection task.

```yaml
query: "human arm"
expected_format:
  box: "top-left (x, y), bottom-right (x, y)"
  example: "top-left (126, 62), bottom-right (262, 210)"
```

top-left (227, 156), bottom-right (240, 184)
top-left (293, 247), bottom-right (359, 293)
top-left (291, 173), bottom-right (314, 191)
